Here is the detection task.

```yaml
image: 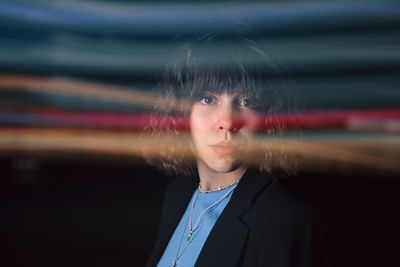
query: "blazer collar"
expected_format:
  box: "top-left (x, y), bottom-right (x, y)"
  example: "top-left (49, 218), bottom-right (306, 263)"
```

top-left (177, 168), bottom-right (272, 221)
top-left (227, 168), bottom-right (272, 218)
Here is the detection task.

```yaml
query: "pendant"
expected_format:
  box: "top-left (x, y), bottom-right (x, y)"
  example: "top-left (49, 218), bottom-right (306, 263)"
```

top-left (172, 258), bottom-right (178, 267)
top-left (187, 229), bottom-right (194, 241)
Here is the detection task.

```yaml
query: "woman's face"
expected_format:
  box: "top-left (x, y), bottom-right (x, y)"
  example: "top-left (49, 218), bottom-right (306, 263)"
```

top-left (190, 91), bottom-right (259, 174)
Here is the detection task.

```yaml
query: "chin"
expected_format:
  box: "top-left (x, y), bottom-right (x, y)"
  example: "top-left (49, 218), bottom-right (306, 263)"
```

top-left (208, 159), bottom-right (241, 173)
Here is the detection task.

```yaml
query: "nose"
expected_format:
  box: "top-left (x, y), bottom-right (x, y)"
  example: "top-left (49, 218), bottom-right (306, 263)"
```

top-left (216, 104), bottom-right (242, 132)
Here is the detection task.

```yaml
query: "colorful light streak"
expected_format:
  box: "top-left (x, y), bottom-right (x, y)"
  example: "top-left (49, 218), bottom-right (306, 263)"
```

top-left (0, 127), bottom-right (398, 174)
top-left (1, 109), bottom-right (400, 133)
top-left (0, 73), bottom-right (399, 132)
top-left (0, 73), bottom-right (398, 174)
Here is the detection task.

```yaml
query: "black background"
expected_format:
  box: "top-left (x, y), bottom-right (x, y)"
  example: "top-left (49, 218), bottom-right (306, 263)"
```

top-left (0, 156), bottom-right (398, 267)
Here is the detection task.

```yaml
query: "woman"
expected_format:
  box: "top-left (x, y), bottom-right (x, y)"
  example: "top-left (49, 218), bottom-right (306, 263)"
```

top-left (145, 33), bottom-right (329, 267)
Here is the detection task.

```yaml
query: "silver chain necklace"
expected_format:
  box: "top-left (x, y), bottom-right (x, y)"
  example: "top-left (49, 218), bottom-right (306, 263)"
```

top-left (172, 182), bottom-right (238, 267)
top-left (198, 178), bottom-right (240, 194)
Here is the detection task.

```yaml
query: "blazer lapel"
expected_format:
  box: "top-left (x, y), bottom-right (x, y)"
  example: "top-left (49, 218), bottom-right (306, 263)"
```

top-left (195, 169), bottom-right (272, 267)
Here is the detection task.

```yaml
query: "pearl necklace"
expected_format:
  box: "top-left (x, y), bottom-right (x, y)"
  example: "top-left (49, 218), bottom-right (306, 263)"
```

top-left (198, 178), bottom-right (240, 194)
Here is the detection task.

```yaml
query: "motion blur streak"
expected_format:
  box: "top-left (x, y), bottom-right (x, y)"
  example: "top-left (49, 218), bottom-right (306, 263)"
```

top-left (0, 127), bottom-right (398, 175)
top-left (0, 0), bottom-right (399, 176)
top-left (0, 73), bottom-right (184, 111)
top-left (0, 72), bottom-right (398, 174)
top-left (0, 73), bottom-right (399, 133)
top-left (1, 108), bottom-right (400, 133)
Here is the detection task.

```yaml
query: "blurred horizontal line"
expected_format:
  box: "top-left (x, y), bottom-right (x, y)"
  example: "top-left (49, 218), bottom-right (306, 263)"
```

top-left (0, 73), bottom-right (400, 133)
top-left (1, 108), bottom-right (400, 133)
top-left (0, 127), bottom-right (398, 174)
top-left (1, 1), bottom-right (399, 28)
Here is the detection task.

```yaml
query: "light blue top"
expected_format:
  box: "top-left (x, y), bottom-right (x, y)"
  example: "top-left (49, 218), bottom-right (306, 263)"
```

top-left (157, 185), bottom-right (236, 267)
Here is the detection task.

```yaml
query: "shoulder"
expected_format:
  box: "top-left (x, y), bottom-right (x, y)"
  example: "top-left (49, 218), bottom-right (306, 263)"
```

top-left (163, 175), bottom-right (197, 201)
top-left (233, 169), bottom-right (314, 224)
top-left (235, 170), bottom-right (316, 237)
top-left (242, 174), bottom-right (317, 245)
top-left (160, 174), bottom-right (198, 219)
top-left (260, 179), bottom-right (314, 219)
top-left (248, 177), bottom-right (329, 266)
top-left (245, 172), bottom-right (314, 220)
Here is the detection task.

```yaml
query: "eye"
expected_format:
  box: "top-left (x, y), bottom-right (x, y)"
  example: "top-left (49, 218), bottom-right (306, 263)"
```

top-left (199, 95), bottom-right (216, 105)
top-left (238, 97), bottom-right (259, 109)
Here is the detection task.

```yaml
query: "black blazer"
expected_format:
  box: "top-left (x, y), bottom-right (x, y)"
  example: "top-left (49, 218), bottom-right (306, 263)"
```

top-left (147, 169), bottom-right (330, 267)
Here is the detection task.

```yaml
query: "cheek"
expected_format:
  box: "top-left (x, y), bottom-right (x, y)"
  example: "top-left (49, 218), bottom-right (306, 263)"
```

top-left (240, 113), bottom-right (258, 135)
top-left (245, 119), bottom-right (258, 134)
top-left (190, 119), bottom-right (209, 146)
top-left (189, 111), bottom-right (212, 155)
top-left (190, 108), bottom-right (214, 138)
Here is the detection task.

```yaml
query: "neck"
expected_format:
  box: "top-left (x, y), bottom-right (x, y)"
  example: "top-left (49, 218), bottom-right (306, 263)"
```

top-left (197, 162), bottom-right (247, 191)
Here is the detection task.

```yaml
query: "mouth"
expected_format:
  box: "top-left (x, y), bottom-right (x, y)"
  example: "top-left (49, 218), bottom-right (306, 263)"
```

top-left (210, 142), bottom-right (236, 156)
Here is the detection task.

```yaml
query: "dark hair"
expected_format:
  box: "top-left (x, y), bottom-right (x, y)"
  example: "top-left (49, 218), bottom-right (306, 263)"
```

top-left (144, 32), bottom-right (298, 177)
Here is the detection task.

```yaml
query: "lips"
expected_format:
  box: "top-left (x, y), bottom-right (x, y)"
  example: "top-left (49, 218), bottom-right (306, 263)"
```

top-left (210, 142), bottom-right (236, 155)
